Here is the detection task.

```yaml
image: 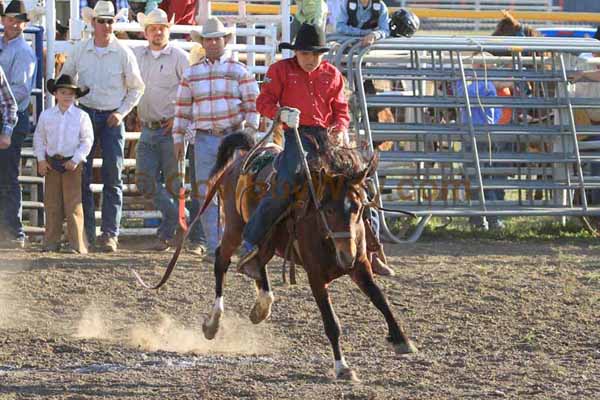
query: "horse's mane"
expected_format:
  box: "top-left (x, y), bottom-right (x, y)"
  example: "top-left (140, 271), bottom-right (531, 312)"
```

top-left (492, 10), bottom-right (541, 37)
top-left (310, 144), bottom-right (371, 182)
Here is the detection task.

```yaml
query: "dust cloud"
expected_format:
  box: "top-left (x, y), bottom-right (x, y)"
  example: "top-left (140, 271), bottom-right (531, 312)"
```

top-left (74, 303), bottom-right (112, 339)
top-left (72, 305), bottom-right (275, 356)
top-left (128, 312), bottom-right (272, 355)
top-left (0, 260), bottom-right (29, 329)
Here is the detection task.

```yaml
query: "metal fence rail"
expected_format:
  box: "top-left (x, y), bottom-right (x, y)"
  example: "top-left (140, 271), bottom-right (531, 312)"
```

top-left (329, 35), bottom-right (600, 242)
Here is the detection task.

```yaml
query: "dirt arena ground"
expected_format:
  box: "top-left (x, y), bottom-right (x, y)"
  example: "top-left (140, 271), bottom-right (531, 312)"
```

top-left (1, 237), bottom-right (598, 399)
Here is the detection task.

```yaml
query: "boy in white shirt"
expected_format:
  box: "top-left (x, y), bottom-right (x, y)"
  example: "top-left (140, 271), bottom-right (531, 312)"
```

top-left (33, 75), bottom-right (94, 253)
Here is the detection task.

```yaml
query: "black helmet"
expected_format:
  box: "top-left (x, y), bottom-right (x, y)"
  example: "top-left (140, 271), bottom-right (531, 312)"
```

top-left (390, 8), bottom-right (420, 38)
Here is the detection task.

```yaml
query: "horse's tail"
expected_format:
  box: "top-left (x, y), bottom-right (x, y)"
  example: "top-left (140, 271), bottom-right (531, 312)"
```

top-left (210, 132), bottom-right (256, 177)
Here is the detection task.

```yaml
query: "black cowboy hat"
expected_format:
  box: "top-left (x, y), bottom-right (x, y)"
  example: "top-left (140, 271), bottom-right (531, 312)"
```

top-left (1, 0), bottom-right (29, 22)
top-left (279, 23), bottom-right (330, 53)
top-left (47, 75), bottom-right (90, 98)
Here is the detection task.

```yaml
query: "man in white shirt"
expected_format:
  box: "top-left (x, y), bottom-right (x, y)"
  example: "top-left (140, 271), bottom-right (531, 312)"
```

top-left (132, 8), bottom-right (198, 252)
top-left (60, 1), bottom-right (145, 252)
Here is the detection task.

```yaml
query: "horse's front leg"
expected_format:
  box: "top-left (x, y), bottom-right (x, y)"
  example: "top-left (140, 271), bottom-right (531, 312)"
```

top-left (350, 258), bottom-right (418, 355)
top-left (202, 245), bottom-right (230, 339)
top-left (309, 276), bottom-right (359, 382)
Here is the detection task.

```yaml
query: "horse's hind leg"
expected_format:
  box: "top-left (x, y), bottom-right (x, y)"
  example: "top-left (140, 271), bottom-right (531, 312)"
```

top-left (249, 250), bottom-right (274, 324)
top-left (202, 225), bottom-right (242, 340)
top-left (308, 276), bottom-right (359, 382)
top-left (350, 259), bottom-right (418, 355)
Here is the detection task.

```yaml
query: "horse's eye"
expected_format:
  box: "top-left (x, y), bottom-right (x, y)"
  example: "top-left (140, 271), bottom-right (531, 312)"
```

top-left (325, 208), bottom-right (335, 216)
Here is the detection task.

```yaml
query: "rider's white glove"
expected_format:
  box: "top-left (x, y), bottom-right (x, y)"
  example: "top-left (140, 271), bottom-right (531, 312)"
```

top-left (279, 107), bottom-right (301, 129)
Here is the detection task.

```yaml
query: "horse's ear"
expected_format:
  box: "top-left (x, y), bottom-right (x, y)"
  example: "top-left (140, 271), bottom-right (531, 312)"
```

top-left (501, 9), bottom-right (510, 18)
top-left (350, 152), bottom-right (379, 185)
top-left (365, 152), bottom-right (379, 178)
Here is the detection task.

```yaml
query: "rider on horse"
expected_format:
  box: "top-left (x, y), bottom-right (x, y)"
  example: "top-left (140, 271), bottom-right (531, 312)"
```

top-left (237, 23), bottom-right (393, 278)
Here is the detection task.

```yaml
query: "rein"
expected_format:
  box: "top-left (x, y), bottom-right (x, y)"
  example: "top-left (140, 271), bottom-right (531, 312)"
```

top-left (290, 126), bottom-right (352, 265)
top-left (131, 159), bottom-right (235, 289)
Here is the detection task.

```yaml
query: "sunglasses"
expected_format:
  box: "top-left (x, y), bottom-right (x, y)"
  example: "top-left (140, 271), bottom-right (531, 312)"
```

top-left (96, 18), bottom-right (114, 25)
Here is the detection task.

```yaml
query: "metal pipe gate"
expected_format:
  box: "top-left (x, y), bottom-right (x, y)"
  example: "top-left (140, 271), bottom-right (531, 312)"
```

top-left (327, 35), bottom-right (600, 242)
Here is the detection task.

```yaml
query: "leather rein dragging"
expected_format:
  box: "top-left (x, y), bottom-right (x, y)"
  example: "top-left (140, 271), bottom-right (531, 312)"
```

top-left (132, 123), bottom-right (278, 290)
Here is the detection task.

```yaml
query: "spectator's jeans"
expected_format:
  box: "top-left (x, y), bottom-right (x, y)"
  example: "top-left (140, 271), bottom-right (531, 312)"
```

top-left (81, 107), bottom-right (124, 242)
top-left (135, 127), bottom-right (180, 241)
top-left (194, 134), bottom-right (222, 253)
top-left (467, 140), bottom-right (510, 228)
top-left (0, 110), bottom-right (29, 239)
top-left (187, 144), bottom-right (206, 245)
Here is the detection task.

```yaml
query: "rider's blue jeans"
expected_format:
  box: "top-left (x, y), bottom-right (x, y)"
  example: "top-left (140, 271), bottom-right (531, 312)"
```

top-left (243, 126), bottom-right (327, 246)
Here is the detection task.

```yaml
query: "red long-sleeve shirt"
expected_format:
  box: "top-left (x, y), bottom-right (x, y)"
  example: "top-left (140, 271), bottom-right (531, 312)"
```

top-left (159, 0), bottom-right (197, 25)
top-left (257, 57), bottom-right (350, 132)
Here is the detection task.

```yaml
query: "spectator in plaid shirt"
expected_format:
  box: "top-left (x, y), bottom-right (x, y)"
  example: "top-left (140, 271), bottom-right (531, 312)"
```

top-left (0, 65), bottom-right (17, 148)
top-left (172, 17), bottom-right (259, 258)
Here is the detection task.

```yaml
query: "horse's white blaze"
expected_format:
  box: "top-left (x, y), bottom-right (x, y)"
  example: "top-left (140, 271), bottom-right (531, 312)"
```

top-left (335, 357), bottom-right (350, 375)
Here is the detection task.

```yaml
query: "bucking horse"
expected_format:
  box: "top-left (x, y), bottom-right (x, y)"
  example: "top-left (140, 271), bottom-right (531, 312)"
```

top-left (136, 115), bottom-right (417, 381)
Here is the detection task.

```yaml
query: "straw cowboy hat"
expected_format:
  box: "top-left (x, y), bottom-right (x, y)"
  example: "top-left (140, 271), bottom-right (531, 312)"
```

top-left (278, 23), bottom-right (330, 53)
top-left (81, 1), bottom-right (116, 24)
top-left (190, 17), bottom-right (234, 42)
top-left (47, 75), bottom-right (90, 98)
top-left (137, 8), bottom-right (174, 29)
top-left (1, 0), bottom-right (29, 22)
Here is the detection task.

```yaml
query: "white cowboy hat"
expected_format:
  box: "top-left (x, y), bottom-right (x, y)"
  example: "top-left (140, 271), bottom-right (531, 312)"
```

top-left (81, 1), bottom-right (115, 25)
top-left (190, 17), bottom-right (234, 42)
top-left (137, 8), bottom-right (174, 29)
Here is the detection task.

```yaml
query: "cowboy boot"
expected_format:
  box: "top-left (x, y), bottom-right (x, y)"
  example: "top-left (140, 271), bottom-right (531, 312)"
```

top-left (371, 247), bottom-right (395, 277)
top-left (237, 241), bottom-right (262, 280)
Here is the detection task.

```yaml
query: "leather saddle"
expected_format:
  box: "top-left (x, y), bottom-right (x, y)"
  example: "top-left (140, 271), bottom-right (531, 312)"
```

top-left (235, 143), bottom-right (283, 223)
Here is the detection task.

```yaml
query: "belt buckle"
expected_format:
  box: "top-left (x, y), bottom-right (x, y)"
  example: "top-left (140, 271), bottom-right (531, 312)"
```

top-left (147, 121), bottom-right (162, 130)
top-left (53, 155), bottom-right (65, 160)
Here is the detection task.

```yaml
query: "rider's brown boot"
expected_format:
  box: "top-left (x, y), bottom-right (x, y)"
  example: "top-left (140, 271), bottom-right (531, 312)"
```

top-left (371, 251), bottom-right (395, 277)
top-left (237, 244), bottom-right (262, 280)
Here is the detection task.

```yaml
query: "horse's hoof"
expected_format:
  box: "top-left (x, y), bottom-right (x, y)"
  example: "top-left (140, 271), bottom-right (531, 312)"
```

top-left (249, 291), bottom-right (274, 324)
top-left (249, 301), bottom-right (271, 324)
top-left (202, 316), bottom-right (220, 340)
top-left (394, 340), bottom-right (418, 355)
top-left (336, 368), bottom-right (360, 382)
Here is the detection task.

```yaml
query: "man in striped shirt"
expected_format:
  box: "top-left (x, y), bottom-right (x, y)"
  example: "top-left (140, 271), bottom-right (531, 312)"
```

top-left (173, 17), bottom-right (259, 258)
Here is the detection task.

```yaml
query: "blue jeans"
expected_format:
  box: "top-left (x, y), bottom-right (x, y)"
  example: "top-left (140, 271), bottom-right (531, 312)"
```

top-left (467, 140), bottom-right (510, 228)
top-left (194, 134), bottom-right (222, 253)
top-left (243, 126), bottom-right (327, 246)
top-left (81, 107), bottom-right (124, 242)
top-left (135, 127), bottom-right (180, 241)
top-left (187, 144), bottom-right (206, 245)
top-left (0, 110), bottom-right (29, 240)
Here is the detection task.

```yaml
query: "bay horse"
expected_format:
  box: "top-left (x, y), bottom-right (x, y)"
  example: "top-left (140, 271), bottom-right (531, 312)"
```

top-left (201, 131), bottom-right (417, 381)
